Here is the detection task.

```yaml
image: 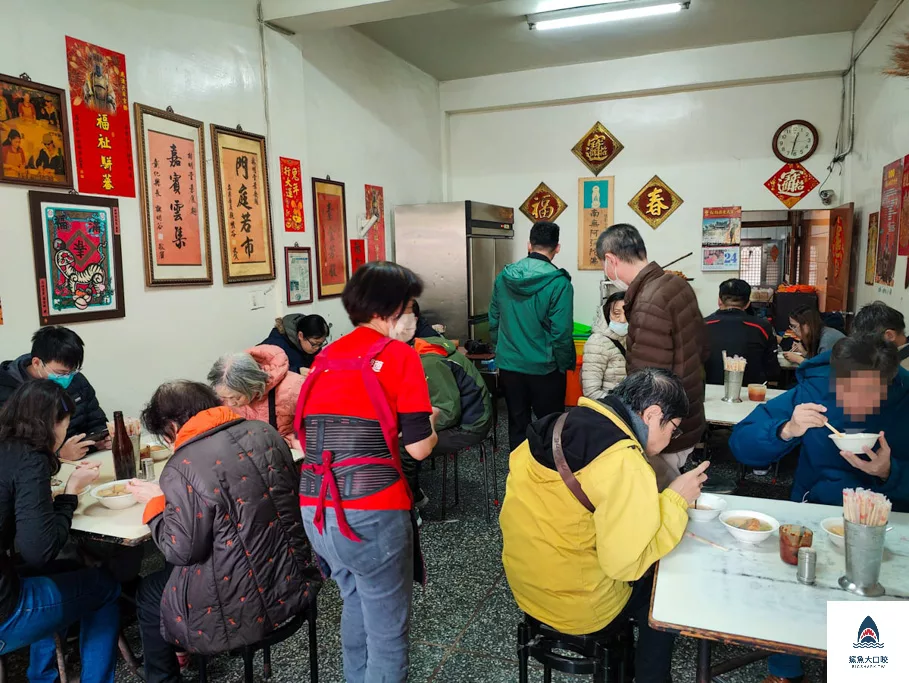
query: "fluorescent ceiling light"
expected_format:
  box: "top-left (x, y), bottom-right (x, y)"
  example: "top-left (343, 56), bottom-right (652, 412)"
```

top-left (528, 1), bottom-right (690, 31)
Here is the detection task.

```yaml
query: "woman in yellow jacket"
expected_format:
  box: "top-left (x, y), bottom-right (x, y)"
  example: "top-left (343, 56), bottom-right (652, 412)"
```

top-left (500, 368), bottom-right (709, 683)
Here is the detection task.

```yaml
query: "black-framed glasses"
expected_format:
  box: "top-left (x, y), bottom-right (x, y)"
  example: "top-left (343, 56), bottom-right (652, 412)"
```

top-left (671, 424), bottom-right (683, 439)
top-left (305, 337), bottom-right (327, 349)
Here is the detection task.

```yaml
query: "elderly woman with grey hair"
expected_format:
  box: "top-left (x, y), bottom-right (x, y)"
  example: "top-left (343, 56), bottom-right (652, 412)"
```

top-left (207, 344), bottom-right (304, 449)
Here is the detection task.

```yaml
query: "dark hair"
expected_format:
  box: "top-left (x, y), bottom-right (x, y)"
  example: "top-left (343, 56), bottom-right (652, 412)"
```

top-left (529, 222), bottom-right (560, 250)
top-left (610, 368), bottom-right (689, 424)
top-left (790, 305), bottom-right (824, 358)
top-left (31, 326), bottom-right (84, 371)
top-left (141, 381), bottom-right (222, 443)
top-left (596, 223), bottom-right (648, 263)
top-left (852, 301), bottom-right (906, 339)
top-left (719, 279), bottom-right (751, 308)
top-left (411, 300), bottom-right (421, 319)
top-left (341, 261), bottom-right (423, 326)
top-left (830, 336), bottom-right (899, 382)
top-left (299, 314), bottom-right (330, 339)
top-left (0, 380), bottom-right (75, 474)
top-left (603, 292), bottom-right (625, 322)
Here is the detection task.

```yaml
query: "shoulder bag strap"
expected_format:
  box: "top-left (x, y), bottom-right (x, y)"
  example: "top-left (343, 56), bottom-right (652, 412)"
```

top-left (551, 413), bottom-right (595, 513)
top-left (267, 388), bottom-right (278, 429)
top-left (607, 336), bottom-right (626, 359)
top-left (899, 345), bottom-right (909, 362)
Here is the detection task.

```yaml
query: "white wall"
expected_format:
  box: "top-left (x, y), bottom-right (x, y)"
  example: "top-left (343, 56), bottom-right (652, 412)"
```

top-left (847, 0), bottom-right (909, 312)
top-left (0, 0), bottom-right (441, 419)
top-left (448, 77), bottom-right (844, 321)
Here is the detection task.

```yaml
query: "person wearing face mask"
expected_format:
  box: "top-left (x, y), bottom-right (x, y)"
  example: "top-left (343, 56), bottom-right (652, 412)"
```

top-left (704, 279), bottom-right (780, 386)
top-left (489, 222), bottom-right (575, 453)
top-left (501, 369), bottom-right (709, 683)
top-left (596, 224), bottom-right (708, 490)
top-left (294, 261), bottom-right (440, 683)
top-left (731, 337), bottom-right (909, 682)
top-left (581, 292), bottom-right (628, 400)
top-left (0, 326), bottom-right (109, 461)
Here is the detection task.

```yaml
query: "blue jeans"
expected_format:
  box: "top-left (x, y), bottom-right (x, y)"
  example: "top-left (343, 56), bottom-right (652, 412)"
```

top-left (0, 568), bottom-right (120, 683)
top-left (769, 654), bottom-right (803, 679)
top-left (303, 507), bottom-right (413, 683)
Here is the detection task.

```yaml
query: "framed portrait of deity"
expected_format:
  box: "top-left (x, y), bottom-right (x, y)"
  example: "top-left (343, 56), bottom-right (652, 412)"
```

top-left (28, 191), bottom-right (125, 325)
top-left (577, 176), bottom-right (614, 270)
top-left (311, 177), bottom-right (349, 299)
top-left (134, 103), bottom-right (212, 286)
top-left (210, 124), bottom-right (276, 284)
top-left (0, 73), bottom-right (74, 190)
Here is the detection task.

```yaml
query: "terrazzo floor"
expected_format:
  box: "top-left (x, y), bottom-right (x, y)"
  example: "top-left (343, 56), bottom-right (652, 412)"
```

top-left (6, 410), bottom-right (826, 682)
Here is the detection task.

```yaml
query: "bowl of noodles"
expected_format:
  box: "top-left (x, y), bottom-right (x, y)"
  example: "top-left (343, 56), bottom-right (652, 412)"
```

top-left (719, 510), bottom-right (779, 544)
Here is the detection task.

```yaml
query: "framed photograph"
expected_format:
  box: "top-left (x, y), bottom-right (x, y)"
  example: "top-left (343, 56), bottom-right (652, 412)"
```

top-left (28, 191), bottom-right (125, 325)
top-left (285, 246), bottom-right (313, 305)
top-left (134, 103), bottom-right (212, 286)
top-left (0, 73), bottom-right (74, 189)
top-left (210, 124), bottom-right (276, 283)
top-left (312, 177), bottom-right (349, 298)
top-left (578, 176), bottom-right (614, 270)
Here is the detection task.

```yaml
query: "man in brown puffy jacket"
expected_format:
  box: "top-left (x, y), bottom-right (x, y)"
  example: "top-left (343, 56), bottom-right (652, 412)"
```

top-left (596, 224), bottom-right (708, 488)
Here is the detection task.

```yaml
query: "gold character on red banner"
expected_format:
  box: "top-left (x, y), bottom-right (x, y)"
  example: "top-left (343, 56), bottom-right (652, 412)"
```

top-left (628, 175), bottom-right (683, 229)
top-left (520, 182), bottom-right (567, 223)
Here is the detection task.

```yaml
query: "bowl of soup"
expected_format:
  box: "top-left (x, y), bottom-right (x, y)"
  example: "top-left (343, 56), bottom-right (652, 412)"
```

top-left (821, 516), bottom-right (891, 548)
top-left (142, 444), bottom-right (171, 462)
top-left (90, 480), bottom-right (137, 510)
top-left (719, 510), bottom-right (779, 544)
top-left (687, 492), bottom-right (727, 522)
top-left (828, 433), bottom-right (879, 454)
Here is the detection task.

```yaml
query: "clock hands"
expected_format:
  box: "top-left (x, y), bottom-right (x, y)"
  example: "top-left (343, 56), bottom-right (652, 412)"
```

top-left (790, 132), bottom-right (800, 156)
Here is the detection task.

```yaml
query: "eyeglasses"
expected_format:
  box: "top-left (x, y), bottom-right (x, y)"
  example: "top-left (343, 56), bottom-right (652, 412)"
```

top-left (671, 424), bottom-right (683, 439)
top-left (305, 338), bottom-right (327, 349)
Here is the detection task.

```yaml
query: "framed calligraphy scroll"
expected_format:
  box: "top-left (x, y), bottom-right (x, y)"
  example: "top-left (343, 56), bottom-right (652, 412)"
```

top-left (364, 184), bottom-right (386, 261)
top-left (865, 212), bottom-right (879, 286)
top-left (134, 103), bottom-right (212, 286)
top-left (312, 177), bottom-right (349, 298)
top-left (65, 37), bottom-right (135, 197)
top-left (0, 73), bottom-right (74, 190)
top-left (285, 246), bottom-right (313, 306)
top-left (876, 159), bottom-right (902, 287)
top-left (28, 191), bottom-right (125, 325)
top-left (211, 125), bottom-right (276, 284)
top-left (578, 177), bottom-right (614, 271)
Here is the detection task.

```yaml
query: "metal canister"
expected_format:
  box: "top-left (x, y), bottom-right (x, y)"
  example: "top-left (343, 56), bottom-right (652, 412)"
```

top-left (140, 457), bottom-right (156, 482)
top-left (797, 546), bottom-right (817, 585)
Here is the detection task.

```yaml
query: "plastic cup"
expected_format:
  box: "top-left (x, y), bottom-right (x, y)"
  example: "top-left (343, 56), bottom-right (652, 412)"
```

top-left (748, 384), bottom-right (767, 402)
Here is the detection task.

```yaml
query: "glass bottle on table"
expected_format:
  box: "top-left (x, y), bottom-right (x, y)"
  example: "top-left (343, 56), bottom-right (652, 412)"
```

top-left (112, 411), bottom-right (136, 480)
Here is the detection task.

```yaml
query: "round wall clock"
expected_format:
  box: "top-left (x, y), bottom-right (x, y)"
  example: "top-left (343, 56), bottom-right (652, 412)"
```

top-left (772, 120), bottom-right (819, 163)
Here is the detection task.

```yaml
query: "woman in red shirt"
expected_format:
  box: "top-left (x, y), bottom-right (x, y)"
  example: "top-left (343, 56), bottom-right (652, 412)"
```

top-left (296, 261), bottom-right (438, 683)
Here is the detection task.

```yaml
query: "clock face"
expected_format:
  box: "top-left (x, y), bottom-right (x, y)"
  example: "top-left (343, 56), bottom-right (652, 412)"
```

top-left (774, 121), bottom-right (818, 163)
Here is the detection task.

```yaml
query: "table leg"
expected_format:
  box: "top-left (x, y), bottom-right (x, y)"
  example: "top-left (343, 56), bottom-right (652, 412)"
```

top-left (697, 640), bottom-right (711, 683)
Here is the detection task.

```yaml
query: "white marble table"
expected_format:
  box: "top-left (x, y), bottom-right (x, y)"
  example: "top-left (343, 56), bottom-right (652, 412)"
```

top-left (703, 384), bottom-right (786, 427)
top-left (62, 446), bottom-right (304, 546)
top-left (650, 494), bottom-right (909, 680)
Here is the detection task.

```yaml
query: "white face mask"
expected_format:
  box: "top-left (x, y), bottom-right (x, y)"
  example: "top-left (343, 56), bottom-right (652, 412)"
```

top-left (609, 321), bottom-right (629, 336)
top-left (604, 258), bottom-right (629, 292)
top-left (391, 313), bottom-right (417, 342)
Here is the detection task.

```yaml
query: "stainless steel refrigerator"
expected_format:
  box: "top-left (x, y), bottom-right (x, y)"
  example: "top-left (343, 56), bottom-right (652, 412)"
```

top-left (394, 201), bottom-right (515, 344)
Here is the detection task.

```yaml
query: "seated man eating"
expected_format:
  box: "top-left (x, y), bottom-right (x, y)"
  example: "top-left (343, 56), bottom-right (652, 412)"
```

top-left (730, 335), bottom-right (909, 683)
top-left (500, 368), bottom-right (708, 683)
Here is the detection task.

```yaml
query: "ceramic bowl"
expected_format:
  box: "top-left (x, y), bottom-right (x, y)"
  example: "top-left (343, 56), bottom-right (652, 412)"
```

top-left (90, 480), bottom-right (137, 510)
top-left (687, 492), bottom-right (727, 522)
top-left (828, 433), bottom-right (879, 454)
top-left (820, 516), bottom-right (891, 549)
top-left (144, 444), bottom-right (172, 462)
top-left (719, 510), bottom-right (779, 544)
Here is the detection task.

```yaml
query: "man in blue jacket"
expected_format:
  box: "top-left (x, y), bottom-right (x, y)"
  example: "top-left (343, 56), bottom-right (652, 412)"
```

top-left (730, 335), bottom-right (908, 683)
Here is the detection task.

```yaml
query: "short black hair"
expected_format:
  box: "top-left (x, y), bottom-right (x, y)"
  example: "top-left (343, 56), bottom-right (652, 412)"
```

top-left (299, 314), bottom-right (330, 339)
top-left (719, 279), bottom-right (751, 308)
top-left (31, 326), bottom-right (84, 370)
top-left (610, 368), bottom-right (689, 424)
top-left (830, 336), bottom-right (900, 382)
top-left (412, 300), bottom-right (421, 319)
top-left (0, 379), bottom-right (75, 474)
top-left (341, 261), bottom-right (423, 326)
top-left (603, 292), bottom-right (624, 321)
top-left (596, 223), bottom-right (648, 263)
top-left (852, 301), bottom-right (906, 338)
top-left (529, 222), bottom-right (559, 250)
top-left (141, 381), bottom-right (223, 443)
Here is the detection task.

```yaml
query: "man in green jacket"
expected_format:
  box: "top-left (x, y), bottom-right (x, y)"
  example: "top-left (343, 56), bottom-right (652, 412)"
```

top-left (489, 222), bottom-right (575, 452)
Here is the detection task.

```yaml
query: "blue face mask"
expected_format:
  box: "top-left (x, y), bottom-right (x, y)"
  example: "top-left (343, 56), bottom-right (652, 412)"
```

top-left (48, 372), bottom-right (75, 389)
top-left (609, 321), bottom-right (629, 336)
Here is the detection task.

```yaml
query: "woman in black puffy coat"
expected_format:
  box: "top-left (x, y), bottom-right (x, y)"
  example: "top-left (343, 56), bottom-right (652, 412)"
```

top-left (127, 381), bottom-right (320, 683)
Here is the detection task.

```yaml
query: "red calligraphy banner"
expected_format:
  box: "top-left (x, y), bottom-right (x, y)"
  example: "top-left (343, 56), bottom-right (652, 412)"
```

top-left (318, 193), bottom-right (346, 287)
top-left (147, 131), bottom-right (201, 265)
top-left (364, 184), bottom-right (386, 261)
top-left (899, 153), bottom-right (909, 256)
top-left (65, 36), bottom-right (135, 197)
top-left (350, 239), bottom-right (366, 272)
top-left (280, 157), bottom-right (304, 232)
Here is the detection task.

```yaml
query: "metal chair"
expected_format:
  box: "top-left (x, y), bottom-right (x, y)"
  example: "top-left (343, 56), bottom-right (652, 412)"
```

top-left (439, 433), bottom-right (499, 522)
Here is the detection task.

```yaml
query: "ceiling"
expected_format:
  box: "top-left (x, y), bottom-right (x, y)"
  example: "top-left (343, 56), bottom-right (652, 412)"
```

top-left (350, 0), bottom-right (876, 81)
